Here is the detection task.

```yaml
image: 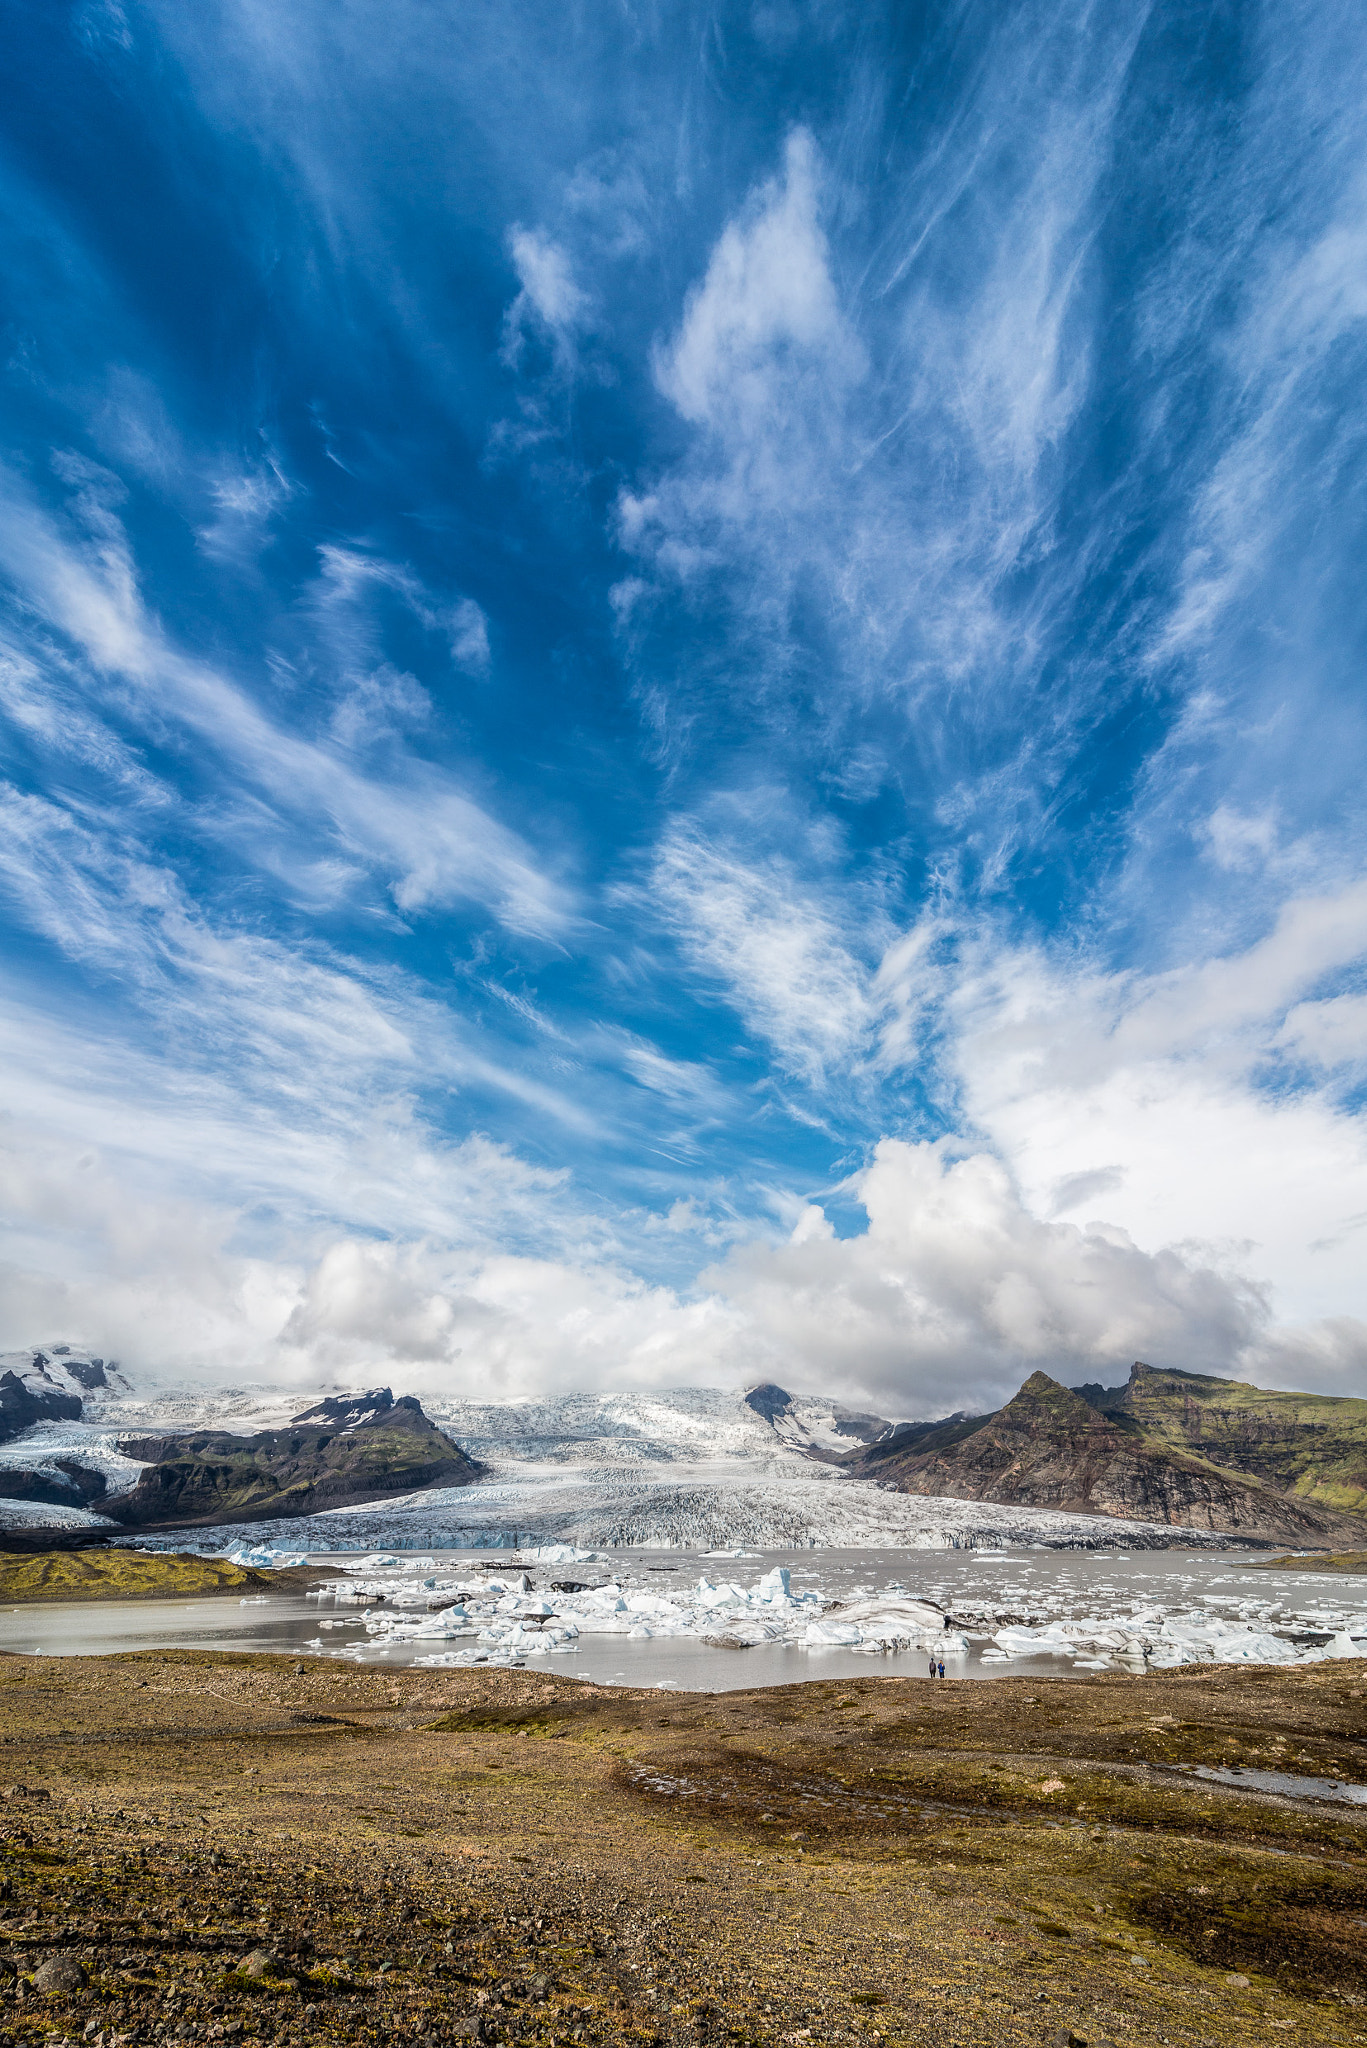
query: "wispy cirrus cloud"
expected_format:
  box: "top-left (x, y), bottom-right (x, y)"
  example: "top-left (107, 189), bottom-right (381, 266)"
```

top-left (644, 810), bottom-right (876, 1089)
top-left (0, 465), bottom-right (562, 931)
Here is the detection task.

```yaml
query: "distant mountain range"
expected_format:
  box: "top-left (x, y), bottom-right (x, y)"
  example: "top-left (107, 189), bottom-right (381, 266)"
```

top-left (842, 1363), bottom-right (1367, 1546)
top-left (0, 1346), bottom-right (1363, 1548)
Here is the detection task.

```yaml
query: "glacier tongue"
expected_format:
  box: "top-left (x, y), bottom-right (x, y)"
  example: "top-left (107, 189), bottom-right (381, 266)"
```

top-left (170, 1462), bottom-right (1250, 1557)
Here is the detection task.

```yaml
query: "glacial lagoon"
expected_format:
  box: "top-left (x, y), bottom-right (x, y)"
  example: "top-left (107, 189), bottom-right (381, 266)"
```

top-left (3, 1542), bottom-right (1364, 1690)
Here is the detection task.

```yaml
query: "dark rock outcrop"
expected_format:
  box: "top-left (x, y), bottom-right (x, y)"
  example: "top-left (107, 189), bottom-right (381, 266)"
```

top-left (743, 1384), bottom-right (896, 1448)
top-left (850, 1370), bottom-right (1366, 1544)
top-left (743, 1383), bottom-right (793, 1423)
top-left (0, 1458), bottom-right (108, 1509)
top-left (62, 1358), bottom-right (108, 1391)
top-left (113, 1388), bottom-right (483, 1528)
top-left (829, 1404), bottom-right (899, 1442)
top-left (0, 1363), bottom-right (82, 1445)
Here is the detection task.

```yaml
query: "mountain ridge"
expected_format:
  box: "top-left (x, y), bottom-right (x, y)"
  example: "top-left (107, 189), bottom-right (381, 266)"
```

top-left (847, 1363), bottom-right (1367, 1544)
top-left (110, 1387), bottom-right (483, 1529)
top-left (1, 1349), bottom-right (1363, 1548)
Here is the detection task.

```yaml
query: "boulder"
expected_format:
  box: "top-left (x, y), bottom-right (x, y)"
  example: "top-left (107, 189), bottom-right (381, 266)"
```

top-left (33, 1953), bottom-right (88, 1994)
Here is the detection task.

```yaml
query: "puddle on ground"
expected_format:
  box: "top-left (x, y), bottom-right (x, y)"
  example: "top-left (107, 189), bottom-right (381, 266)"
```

top-left (1181, 1762), bottom-right (1367, 1806)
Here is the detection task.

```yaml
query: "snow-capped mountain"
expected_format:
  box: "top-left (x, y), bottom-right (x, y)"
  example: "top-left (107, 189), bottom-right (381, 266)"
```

top-left (420, 1382), bottom-right (901, 1472)
top-left (0, 1362), bottom-right (1247, 1551)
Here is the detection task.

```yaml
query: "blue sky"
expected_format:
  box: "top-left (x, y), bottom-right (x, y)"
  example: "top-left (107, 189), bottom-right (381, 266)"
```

top-left (2, 0), bottom-right (1366, 1407)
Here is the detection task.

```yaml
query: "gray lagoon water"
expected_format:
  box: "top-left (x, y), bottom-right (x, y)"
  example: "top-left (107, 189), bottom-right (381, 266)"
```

top-left (2, 1544), bottom-right (1364, 1691)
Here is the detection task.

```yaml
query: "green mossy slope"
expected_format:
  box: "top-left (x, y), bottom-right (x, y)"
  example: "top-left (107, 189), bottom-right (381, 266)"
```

top-left (1114, 1363), bottom-right (1367, 1515)
top-left (853, 1369), bottom-right (1366, 1543)
top-left (0, 1547), bottom-right (290, 1603)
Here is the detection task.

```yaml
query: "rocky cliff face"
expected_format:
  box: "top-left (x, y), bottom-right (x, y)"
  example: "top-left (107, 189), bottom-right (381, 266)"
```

top-left (0, 1351), bottom-right (100, 1443)
top-left (1103, 1363), bottom-right (1367, 1517)
top-left (852, 1371), bottom-right (1366, 1544)
top-left (113, 1388), bottom-right (483, 1529)
top-left (0, 1458), bottom-right (109, 1509)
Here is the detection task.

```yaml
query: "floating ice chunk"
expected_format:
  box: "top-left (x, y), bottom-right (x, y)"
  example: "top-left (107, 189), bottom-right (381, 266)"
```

top-left (834, 1595), bottom-right (944, 1634)
top-left (803, 1621), bottom-right (863, 1645)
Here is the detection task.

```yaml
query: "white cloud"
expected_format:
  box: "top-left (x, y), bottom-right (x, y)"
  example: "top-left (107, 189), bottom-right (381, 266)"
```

top-left (950, 887), bottom-right (1367, 1349)
top-left (197, 453), bottom-right (294, 559)
top-left (1161, 142), bottom-right (1367, 655)
top-left (617, 128), bottom-right (864, 594)
top-left (508, 228), bottom-right (589, 334)
top-left (0, 469), bottom-right (566, 934)
top-left (448, 596), bottom-right (490, 673)
top-left (279, 1238), bottom-right (741, 1397)
top-left (310, 544), bottom-right (490, 680)
top-left (502, 227), bottom-right (591, 376)
top-left (647, 815), bottom-right (872, 1086)
top-left (1276, 992), bottom-right (1367, 1072)
top-left (330, 663), bottom-right (432, 749)
top-left (654, 129), bottom-right (859, 434)
top-left (708, 1138), bottom-right (1267, 1414)
top-left (1201, 804), bottom-right (1280, 873)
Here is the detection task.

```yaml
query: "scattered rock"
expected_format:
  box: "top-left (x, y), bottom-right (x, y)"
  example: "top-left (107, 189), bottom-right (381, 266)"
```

top-left (34, 1953), bottom-right (88, 1995)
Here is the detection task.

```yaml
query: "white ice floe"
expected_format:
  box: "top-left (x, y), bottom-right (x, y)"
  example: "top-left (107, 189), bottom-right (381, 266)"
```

top-left (298, 1558), bottom-right (973, 1670)
top-left (985, 1603), bottom-right (1367, 1671)
top-left (247, 1549), bottom-right (1367, 1678)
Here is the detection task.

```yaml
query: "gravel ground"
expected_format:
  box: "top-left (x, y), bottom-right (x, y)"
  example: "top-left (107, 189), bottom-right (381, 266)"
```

top-left (0, 1650), bottom-right (1364, 2048)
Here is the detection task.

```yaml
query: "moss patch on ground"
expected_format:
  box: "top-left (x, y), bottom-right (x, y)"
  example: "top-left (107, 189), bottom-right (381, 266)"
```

top-left (1249, 1550), bottom-right (1367, 1574)
top-left (0, 1651), bottom-right (1363, 2048)
top-left (0, 1548), bottom-right (315, 1603)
